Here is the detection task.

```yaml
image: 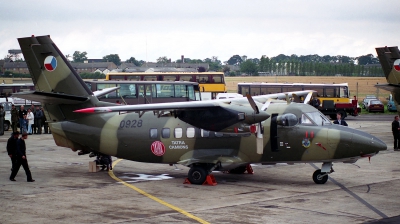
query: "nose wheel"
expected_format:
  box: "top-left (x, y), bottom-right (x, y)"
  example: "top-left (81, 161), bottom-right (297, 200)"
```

top-left (312, 169), bottom-right (328, 184)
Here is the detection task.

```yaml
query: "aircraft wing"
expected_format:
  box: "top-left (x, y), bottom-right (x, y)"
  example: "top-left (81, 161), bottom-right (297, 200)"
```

top-left (74, 90), bottom-right (315, 114)
top-left (252, 90), bottom-right (315, 104)
top-left (375, 83), bottom-right (400, 92)
top-left (13, 91), bottom-right (88, 104)
top-left (74, 98), bottom-right (271, 132)
top-left (93, 86), bottom-right (120, 98)
top-left (74, 100), bottom-right (230, 113)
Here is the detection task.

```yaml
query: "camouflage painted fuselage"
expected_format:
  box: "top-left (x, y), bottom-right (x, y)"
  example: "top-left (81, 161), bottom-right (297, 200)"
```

top-left (50, 102), bottom-right (385, 170)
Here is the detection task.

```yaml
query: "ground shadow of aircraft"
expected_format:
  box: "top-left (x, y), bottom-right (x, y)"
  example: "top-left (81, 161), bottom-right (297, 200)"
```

top-left (14, 35), bottom-right (386, 185)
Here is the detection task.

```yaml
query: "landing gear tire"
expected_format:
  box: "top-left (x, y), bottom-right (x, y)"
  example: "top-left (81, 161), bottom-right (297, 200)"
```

top-left (229, 165), bottom-right (247, 174)
top-left (312, 169), bottom-right (328, 184)
top-left (188, 166), bottom-right (207, 185)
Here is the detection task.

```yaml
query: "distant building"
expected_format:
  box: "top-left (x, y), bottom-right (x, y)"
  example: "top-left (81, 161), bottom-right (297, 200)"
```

top-left (69, 62), bottom-right (117, 74)
top-left (2, 61), bottom-right (29, 74)
top-left (142, 62), bottom-right (209, 71)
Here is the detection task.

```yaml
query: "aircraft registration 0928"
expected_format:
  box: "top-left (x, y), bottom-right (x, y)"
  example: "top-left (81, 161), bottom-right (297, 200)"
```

top-left (119, 119), bottom-right (143, 129)
top-left (14, 35), bottom-right (387, 186)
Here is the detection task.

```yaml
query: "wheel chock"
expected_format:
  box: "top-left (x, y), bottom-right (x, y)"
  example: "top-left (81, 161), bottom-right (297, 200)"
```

top-left (183, 175), bottom-right (218, 185)
top-left (246, 164), bottom-right (254, 174)
top-left (203, 174), bottom-right (217, 186)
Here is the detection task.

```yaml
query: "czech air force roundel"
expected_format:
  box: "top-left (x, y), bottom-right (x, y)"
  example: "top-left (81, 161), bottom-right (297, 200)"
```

top-left (44, 56), bottom-right (57, 72)
top-left (394, 59), bottom-right (400, 72)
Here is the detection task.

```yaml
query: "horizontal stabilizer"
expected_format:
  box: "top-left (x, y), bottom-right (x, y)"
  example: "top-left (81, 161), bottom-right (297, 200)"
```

top-left (13, 91), bottom-right (88, 104)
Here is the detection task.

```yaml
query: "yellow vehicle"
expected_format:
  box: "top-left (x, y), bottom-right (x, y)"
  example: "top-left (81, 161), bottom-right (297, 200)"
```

top-left (106, 72), bottom-right (226, 100)
top-left (238, 82), bottom-right (359, 119)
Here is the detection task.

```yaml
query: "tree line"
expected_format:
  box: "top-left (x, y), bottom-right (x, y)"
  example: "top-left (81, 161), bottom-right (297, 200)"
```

top-left (3, 50), bottom-right (384, 77)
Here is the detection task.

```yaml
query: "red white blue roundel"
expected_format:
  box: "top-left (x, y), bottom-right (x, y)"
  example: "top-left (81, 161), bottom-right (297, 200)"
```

top-left (44, 56), bottom-right (57, 72)
top-left (394, 59), bottom-right (400, 72)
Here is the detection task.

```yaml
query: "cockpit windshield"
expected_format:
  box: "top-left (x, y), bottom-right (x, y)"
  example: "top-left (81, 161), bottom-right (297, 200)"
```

top-left (301, 111), bottom-right (331, 126)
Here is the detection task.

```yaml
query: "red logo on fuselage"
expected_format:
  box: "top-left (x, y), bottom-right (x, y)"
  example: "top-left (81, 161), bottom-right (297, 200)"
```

top-left (151, 141), bottom-right (166, 156)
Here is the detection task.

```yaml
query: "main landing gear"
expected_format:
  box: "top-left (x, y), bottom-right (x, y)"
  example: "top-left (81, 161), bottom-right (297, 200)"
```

top-left (185, 164), bottom-right (254, 185)
top-left (312, 162), bottom-right (334, 184)
top-left (186, 164), bottom-right (218, 185)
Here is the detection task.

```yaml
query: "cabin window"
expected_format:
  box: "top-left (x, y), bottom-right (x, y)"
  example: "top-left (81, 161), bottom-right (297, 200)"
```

top-left (201, 129), bottom-right (209, 137)
top-left (174, 128), bottom-right (183, 138)
top-left (187, 127), bottom-right (195, 138)
top-left (163, 75), bottom-right (176, 81)
top-left (118, 84), bottom-right (136, 98)
top-left (149, 128), bottom-right (158, 139)
top-left (161, 128), bottom-right (170, 138)
top-left (175, 85), bottom-right (187, 98)
top-left (212, 74), bottom-right (223, 83)
top-left (180, 75), bottom-right (193, 82)
top-left (215, 132), bottom-right (223, 137)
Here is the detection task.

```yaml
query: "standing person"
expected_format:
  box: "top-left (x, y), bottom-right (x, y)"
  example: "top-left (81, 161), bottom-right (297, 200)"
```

top-left (11, 104), bottom-right (18, 132)
top-left (0, 105), bottom-right (4, 136)
top-left (26, 108), bottom-right (34, 135)
top-left (333, 112), bottom-right (348, 126)
top-left (42, 108), bottom-right (49, 134)
top-left (9, 132), bottom-right (35, 182)
top-left (35, 106), bottom-right (43, 134)
top-left (7, 131), bottom-right (19, 171)
top-left (30, 104), bottom-right (36, 134)
top-left (312, 97), bottom-right (321, 108)
top-left (18, 105), bottom-right (27, 133)
top-left (392, 115), bottom-right (400, 151)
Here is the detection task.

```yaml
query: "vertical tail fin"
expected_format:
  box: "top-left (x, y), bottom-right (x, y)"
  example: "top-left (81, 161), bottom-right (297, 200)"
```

top-left (17, 35), bottom-right (99, 121)
top-left (375, 46), bottom-right (400, 85)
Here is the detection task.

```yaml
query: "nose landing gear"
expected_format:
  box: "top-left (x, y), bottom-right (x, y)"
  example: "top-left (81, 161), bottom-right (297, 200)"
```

top-left (312, 162), bottom-right (334, 184)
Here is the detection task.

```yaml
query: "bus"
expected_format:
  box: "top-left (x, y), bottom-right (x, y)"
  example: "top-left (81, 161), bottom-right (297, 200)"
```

top-left (105, 72), bottom-right (226, 100)
top-left (0, 83), bottom-right (39, 106)
top-left (238, 82), bottom-right (359, 119)
top-left (85, 80), bottom-right (201, 105)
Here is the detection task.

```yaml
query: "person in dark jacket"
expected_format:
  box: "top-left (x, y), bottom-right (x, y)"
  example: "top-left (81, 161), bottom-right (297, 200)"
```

top-left (0, 105), bottom-right (5, 135)
top-left (7, 131), bottom-right (19, 171)
top-left (11, 104), bottom-right (19, 132)
top-left (333, 112), bottom-right (348, 126)
top-left (9, 132), bottom-right (35, 182)
top-left (392, 115), bottom-right (400, 151)
top-left (35, 106), bottom-right (43, 134)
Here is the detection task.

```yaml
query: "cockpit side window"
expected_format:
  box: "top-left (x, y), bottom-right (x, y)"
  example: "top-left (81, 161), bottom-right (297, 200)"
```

top-left (301, 114), bottom-right (313, 125)
top-left (300, 112), bottom-right (331, 126)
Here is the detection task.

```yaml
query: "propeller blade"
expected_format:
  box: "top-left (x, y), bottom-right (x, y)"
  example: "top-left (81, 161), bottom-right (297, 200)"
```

top-left (256, 122), bottom-right (264, 154)
top-left (261, 98), bottom-right (273, 111)
top-left (246, 94), bottom-right (259, 114)
top-left (303, 91), bottom-right (314, 104)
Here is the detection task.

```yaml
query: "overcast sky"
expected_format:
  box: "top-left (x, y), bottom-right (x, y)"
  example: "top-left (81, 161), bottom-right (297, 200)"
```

top-left (1, 0), bottom-right (399, 63)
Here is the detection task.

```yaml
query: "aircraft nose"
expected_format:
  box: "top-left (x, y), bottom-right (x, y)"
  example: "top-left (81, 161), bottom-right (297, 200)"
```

top-left (352, 130), bottom-right (387, 154)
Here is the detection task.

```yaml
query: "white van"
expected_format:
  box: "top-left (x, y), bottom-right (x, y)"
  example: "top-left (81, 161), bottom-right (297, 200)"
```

top-left (0, 98), bottom-right (14, 131)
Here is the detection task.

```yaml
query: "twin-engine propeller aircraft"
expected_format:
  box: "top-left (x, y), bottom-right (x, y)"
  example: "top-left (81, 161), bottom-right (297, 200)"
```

top-left (16, 35), bottom-right (386, 185)
top-left (376, 46), bottom-right (400, 114)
